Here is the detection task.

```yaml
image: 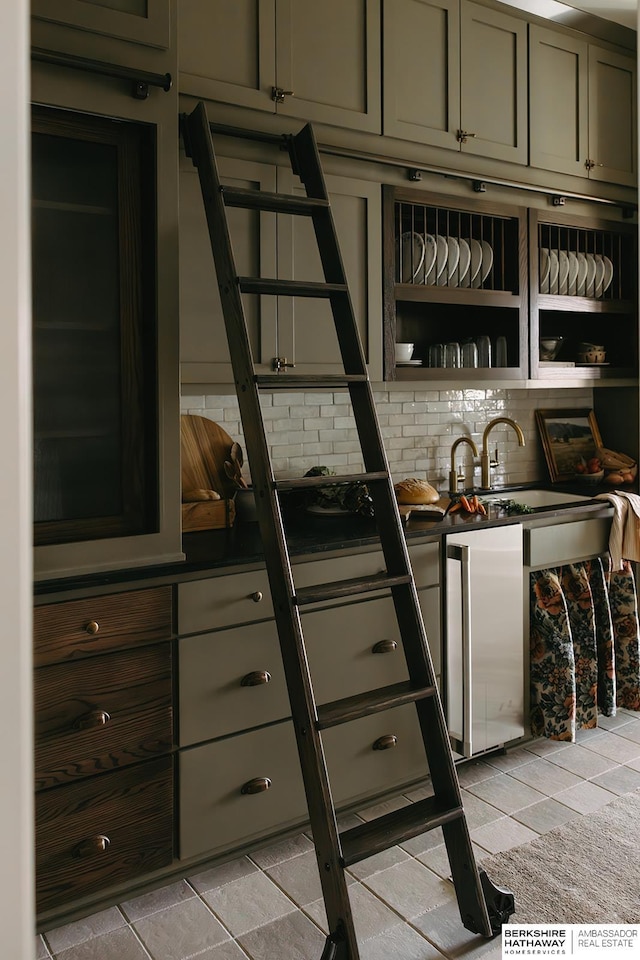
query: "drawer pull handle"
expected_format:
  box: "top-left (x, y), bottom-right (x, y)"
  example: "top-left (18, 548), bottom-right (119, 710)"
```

top-left (241, 670), bottom-right (272, 687)
top-left (373, 734), bottom-right (398, 751)
top-left (372, 639), bottom-right (397, 655)
top-left (73, 709), bottom-right (111, 730)
top-left (73, 834), bottom-right (111, 858)
top-left (85, 620), bottom-right (100, 635)
top-left (241, 776), bottom-right (272, 795)
top-left (249, 591), bottom-right (263, 603)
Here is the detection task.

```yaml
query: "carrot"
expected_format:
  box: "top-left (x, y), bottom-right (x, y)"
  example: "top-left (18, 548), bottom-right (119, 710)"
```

top-left (447, 501), bottom-right (462, 514)
top-left (460, 494), bottom-right (472, 513)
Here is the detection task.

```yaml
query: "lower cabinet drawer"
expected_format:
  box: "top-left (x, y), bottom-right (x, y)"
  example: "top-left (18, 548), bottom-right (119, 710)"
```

top-left (179, 722), bottom-right (307, 861)
top-left (178, 569), bottom-right (273, 636)
top-left (525, 517), bottom-right (611, 568)
top-left (35, 643), bottom-right (173, 789)
top-left (324, 704), bottom-right (426, 807)
top-left (36, 757), bottom-right (173, 914)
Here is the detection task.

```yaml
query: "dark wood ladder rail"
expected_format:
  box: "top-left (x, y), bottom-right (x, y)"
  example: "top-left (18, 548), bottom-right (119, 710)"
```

top-left (181, 100), bottom-right (515, 960)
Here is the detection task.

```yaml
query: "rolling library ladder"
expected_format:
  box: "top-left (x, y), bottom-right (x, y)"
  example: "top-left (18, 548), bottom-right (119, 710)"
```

top-left (181, 101), bottom-right (514, 960)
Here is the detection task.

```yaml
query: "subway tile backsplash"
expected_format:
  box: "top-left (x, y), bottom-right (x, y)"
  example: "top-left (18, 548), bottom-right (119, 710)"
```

top-left (181, 387), bottom-right (594, 491)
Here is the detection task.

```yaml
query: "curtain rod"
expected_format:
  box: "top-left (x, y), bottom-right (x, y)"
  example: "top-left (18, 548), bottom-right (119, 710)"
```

top-left (32, 47), bottom-right (172, 100)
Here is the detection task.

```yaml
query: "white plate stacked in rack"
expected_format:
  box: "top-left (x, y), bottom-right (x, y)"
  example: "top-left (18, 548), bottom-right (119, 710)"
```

top-left (539, 248), bottom-right (613, 297)
top-left (399, 232), bottom-right (493, 287)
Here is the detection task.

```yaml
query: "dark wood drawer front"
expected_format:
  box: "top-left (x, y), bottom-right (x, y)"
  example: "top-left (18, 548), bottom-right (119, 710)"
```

top-left (36, 756), bottom-right (173, 913)
top-left (35, 643), bottom-right (173, 790)
top-left (34, 586), bottom-right (173, 666)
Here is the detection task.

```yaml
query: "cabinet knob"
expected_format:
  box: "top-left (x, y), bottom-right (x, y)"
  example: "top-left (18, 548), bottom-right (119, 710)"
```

top-left (85, 620), bottom-right (100, 635)
top-left (73, 834), bottom-right (111, 858)
top-left (241, 670), bottom-right (272, 687)
top-left (73, 709), bottom-right (111, 730)
top-left (373, 734), bottom-right (398, 751)
top-left (249, 591), bottom-right (263, 603)
top-left (241, 777), bottom-right (272, 795)
top-left (271, 87), bottom-right (294, 103)
top-left (372, 639), bottom-right (398, 655)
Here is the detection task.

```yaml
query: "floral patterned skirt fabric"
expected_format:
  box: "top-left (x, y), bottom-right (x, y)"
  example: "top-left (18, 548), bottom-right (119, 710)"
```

top-left (530, 556), bottom-right (640, 740)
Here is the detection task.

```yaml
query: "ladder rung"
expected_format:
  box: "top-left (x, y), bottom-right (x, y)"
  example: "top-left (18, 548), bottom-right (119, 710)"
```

top-left (239, 277), bottom-right (348, 298)
top-left (275, 471), bottom-right (388, 492)
top-left (221, 186), bottom-right (330, 216)
top-left (317, 681), bottom-right (437, 730)
top-left (255, 374), bottom-right (368, 388)
top-left (340, 796), bottom-right (464, 867)
top-left (295, 572), bottom-right (412, 606)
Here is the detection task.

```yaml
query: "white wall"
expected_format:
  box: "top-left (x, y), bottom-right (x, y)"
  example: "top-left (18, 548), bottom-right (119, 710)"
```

top-left (0, 0), bottom-right (34, 957)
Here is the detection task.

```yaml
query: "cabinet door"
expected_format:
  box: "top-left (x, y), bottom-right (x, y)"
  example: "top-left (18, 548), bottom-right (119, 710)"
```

top-left (178, 0), bottom-right (276, 112)
top-left (588, 45), bottom-right (637, 188)
top-left (460, 1), bottom-right (527, 164)
top-left (275, 0), bottom-right (381, 133)
top-left (179, 154), bottom-right (278, 386)
top-left (277, 169), bottom-right (383, 379)
top-left (529, 25), bottom-right (588, 179)
top-left (32, 0), bottom-right (170, 49)
top-left (382, 0), bottom-right (460, 149)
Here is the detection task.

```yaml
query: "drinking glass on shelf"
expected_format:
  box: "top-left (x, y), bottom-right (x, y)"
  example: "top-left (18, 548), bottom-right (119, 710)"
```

top-left (495, 336), bottom-right (508, 367)
top-left (476, 335), bottom-right (492, 368)
top-left (428, 343), bottom-right (444, 367)
top-left (443, 342), bottom-right (461, 368)
top-left (461, 339), bottom-right (478, 368)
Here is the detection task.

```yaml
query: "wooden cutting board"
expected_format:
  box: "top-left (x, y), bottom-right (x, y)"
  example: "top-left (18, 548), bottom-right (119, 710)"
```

top-left (180, 415), bottom-right (238, 500)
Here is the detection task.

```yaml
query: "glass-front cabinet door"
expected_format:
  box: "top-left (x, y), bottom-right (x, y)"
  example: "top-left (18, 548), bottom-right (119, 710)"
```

top-left (32, 106), bottom-right (158, 548)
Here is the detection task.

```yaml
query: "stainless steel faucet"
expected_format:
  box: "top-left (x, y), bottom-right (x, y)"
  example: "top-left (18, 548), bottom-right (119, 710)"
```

top-left (449, 436), bottom-right (479, 493)
top-left (480, 417), bottom-right (525, 489)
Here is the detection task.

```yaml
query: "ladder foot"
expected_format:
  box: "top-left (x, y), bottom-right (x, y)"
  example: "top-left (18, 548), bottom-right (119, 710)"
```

top-left (320, 923), bottom-right (352, 960)
top-left (463, 869), bottom-right (515, 938)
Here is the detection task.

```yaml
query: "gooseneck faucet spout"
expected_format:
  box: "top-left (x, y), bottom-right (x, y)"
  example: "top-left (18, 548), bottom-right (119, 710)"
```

top-left (480, 417), bottom-right (525, 489)
top-left (449, 436), bottom-right (479, 494)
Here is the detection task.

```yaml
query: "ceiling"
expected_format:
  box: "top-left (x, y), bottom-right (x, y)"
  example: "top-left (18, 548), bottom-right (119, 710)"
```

top-left (501, 0), bottom-right (637, 30)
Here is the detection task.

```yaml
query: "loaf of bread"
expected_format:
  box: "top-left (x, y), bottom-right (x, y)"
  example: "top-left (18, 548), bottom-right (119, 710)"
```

top-left (394, 478), bottom-right (440, 504)
top-left (182, 488), bottom-right (222, 502)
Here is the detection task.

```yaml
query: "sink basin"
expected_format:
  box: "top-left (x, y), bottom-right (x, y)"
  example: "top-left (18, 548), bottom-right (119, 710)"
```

top-left (478, 488), bottom-right (593, 508)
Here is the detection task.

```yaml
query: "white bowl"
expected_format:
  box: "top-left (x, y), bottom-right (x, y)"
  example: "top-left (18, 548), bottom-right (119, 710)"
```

top-left (395, 342), bottom-right (415, 362)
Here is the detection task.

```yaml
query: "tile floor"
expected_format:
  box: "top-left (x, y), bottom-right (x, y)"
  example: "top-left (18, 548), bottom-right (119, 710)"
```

top-left (37, 708), bottom-right (640, 960)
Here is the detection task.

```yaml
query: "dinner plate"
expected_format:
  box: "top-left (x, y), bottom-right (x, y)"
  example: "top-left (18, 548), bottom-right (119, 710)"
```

top-left (547, 250), bottom-right (560, 295)
top-left (575, 252), bottom-right (588, 297)
top-left (460, 238), bottom-right (483, 288)
top-left (437, 236), bottom-right (460, 286)
top-left (426, 234), bottom-right (449, 285)
top-left (539, 248), bottom-right (551, 293)
top-left (593, 254), bottom-right (606, 298)
top-left (471, 240), bottom-right (494, 288)
top-left (452, 237), bottom-right (471, 287)
top-left (557, 250), bottom-right (570, 296)
top-left (601, 255), bottom-right (614, 296)
top-left (566, 251), bottom-right (579, 296)
top-left (396, 359), bottom-right (423, 366)
top-left (584, 252), bottom-right (597, 296)
top-left (400, 231), bottom-right (425, 283)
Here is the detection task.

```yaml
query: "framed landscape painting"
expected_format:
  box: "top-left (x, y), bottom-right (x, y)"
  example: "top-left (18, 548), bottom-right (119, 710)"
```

top-left (535, 408), bottom-right (603, 482)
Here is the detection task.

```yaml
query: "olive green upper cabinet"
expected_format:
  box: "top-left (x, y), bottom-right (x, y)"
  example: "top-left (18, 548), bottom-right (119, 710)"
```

top-left (383, 0), bottom-right (527, 164)
top-left (530, 25), bottom-right (637, 187)
top-left (31, 0), bottom-right (171, 49)
top-left (178, 0), bottom-right (381, 134)
top-left (179, 156), bottom-right (382, 385)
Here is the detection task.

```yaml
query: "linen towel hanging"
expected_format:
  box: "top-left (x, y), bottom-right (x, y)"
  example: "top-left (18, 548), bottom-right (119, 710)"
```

top-left (530, 556), bottom-right (640, 740)
top-left (595, 491), bottom-right (640, 570)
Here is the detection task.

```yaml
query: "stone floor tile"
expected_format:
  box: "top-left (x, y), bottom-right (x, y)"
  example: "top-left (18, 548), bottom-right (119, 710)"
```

top-left (349, 882), bottom-right (409, 942)
top-left (544, 744), bottom-right (618, 778)
top-left (574, 726), bottom-right (606, 743)
top-left (53, 926), bottom-right (151, 960)
top-left (524, 737), bottom-right (571, 758)
top-left (470, 816), bottom-right (538, 855)
top-left (202, 870), bottom-right (296, 938)
top-left (459, 792), bottom-right (505, 829)
top-left (359, 921), bottom-right (446, 960)
top-left (464, 774), bottom-right (546, 815)
top-left (36, 935), bottom-right (51, 959)
top-left (403, 779), bottom-right (435, 802)
top-left (506, 757), bottom-right (583, 795)
top-left (611, 719), bottom-right (640, 744)
top-left (596, 713), bottom-right (634, 732)
top-left (133, 898), bottom-right (229, 960)
top-left (362, 857), bottom-right (454, 920)
top-left (346, 843), bottom-right (411, 880)
top-left (416, 842), bottom-right (487, 881)
top-left (44, 907), bottom-right (126, 955)
top-left (355, 794), bottom-right (412, 822)
top-left (455, 760), bottom-right (498, 788)
top-left (510, 797), bottom-right (577, 834)
top-left (249, 832), bottom-right (314, 870)
top-left (554, 780), bottom-right (617, 815)
top-left (265, 848), bottom-right (353, 906)
top-left (120, 880), bottom-right (195, 922)
top-left (188, 941), bottom-right (251, 960)
top-left (581, 730), bottom-right (640, 763)
top-left (237, 911), bottom-right (325, 960)
top-left (188, 857), bottom-right (258, 895)
top-left (413, 897), bottom-right (504, 959)
top-left (592, 764), bottom-right (640, 795)
top-left (482, 748), bottom-right (537, 773)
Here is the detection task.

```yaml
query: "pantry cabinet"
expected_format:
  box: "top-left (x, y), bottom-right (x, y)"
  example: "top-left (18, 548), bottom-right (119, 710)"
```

top-left (383, 0), bottom-right (527, 165)
top-left (179, 151), bottom-right (382, 385)
top-left (178, 0), bottom-right (381, 134)
top-left (530, 25), bottom-right (637, 187)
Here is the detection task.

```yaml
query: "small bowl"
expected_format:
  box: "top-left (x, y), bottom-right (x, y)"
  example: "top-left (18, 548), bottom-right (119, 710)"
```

top-left (577, 350), bottom-right (606, 364)
top-left (574, 469), bottom-right (605, 487)
top-left (395, 342), bottom-right (415, 363)
top-left (539, 336), bottom-right (564, 361)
